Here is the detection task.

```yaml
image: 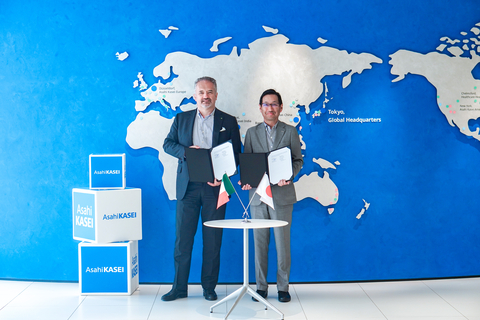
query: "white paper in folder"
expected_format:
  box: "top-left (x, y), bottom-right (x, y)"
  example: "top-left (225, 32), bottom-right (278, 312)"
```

top-left (267, 147), bottom-right (292, 185)
top-left (211, 140), bottom-right (236, 180)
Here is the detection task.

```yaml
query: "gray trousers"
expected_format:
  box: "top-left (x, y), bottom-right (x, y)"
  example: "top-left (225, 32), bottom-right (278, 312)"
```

top-left (251, 202), bottom-right (293, 292)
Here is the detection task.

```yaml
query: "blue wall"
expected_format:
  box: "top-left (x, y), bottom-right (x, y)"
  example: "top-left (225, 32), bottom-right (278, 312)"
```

top-left (1, 0), bottom-right (480, 283)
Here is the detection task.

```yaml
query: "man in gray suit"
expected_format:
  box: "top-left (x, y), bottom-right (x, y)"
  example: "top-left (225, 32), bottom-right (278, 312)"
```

top-left (241, 89), bottom-right (303, 303)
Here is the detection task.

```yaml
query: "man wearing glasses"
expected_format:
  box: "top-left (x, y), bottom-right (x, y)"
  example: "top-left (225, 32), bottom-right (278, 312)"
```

top-left (241, 89), bottom-right (303, 303)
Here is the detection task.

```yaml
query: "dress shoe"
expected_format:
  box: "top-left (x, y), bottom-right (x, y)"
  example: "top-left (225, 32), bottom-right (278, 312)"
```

top-left (252, 289), bottom-right (268, 302)
top-left (278, 291), bottom-right (291, 302)
top-left (161, 289), bottom-right (187, 301)
top-left (203, 289), bottom-right (217, 301)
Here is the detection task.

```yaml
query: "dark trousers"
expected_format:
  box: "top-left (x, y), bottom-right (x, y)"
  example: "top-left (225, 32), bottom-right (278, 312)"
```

top-left (173, 182), bottom-right (226, 292)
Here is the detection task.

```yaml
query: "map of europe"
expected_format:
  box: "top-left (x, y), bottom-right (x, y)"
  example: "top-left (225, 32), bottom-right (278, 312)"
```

top-left (126, 22), bottom-right (480, 217)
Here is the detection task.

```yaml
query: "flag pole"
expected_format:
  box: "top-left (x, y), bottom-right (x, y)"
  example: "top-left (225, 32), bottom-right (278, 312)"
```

top-left (222, 172), bottom-right (251, 222)
top-left (233, 189), bottom-right (251, 222)
top-left (242, 194), bottom-right (257, 222)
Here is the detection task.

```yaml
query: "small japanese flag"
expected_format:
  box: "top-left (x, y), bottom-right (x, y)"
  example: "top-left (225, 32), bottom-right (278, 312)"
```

top-left (255, 173), bottom-right (274, 210)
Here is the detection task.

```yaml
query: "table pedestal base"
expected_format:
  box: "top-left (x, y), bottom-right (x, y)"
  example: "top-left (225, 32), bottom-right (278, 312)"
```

top-left (209, 227), bottom-right (284, 320)
top-left (210, 284), bottom-right (283, 320)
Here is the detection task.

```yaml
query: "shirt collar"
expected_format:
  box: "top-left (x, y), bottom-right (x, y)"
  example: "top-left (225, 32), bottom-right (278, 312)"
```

top-left (197, 108), bottom-right (215, 120)
top-left (263, 121), bottom-right (278, 130)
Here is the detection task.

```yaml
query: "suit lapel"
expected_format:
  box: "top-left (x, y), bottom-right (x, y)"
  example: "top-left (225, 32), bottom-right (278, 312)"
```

top-left (185, 109), bottom-right (196, 147)
top-left (212, 109), bottom-right (223, 147)
top-left (256, 123), bottom-right (269, 151)
top-left (273, 121), bottom-right (286, 150)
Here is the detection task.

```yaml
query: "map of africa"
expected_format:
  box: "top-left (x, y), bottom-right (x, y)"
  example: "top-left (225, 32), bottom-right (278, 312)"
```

top-left (126, 22), bottom-right (480, 217)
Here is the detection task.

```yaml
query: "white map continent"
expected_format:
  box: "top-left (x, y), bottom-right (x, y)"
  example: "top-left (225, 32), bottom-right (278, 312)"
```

top-left (210, 37), bottom-right (232, 52)
top-left (127, 32), bottom-right (382, 203)
top-left (313, 157), bottom-right (337, 170)
top-left (140, 33), bottom-right (383, 139)
top-left (126, 110), bottom-right (175, 197)
top-left (389, 22), bottom-right (480, 141)
top-left (295, 170), bottom-right (339, 206)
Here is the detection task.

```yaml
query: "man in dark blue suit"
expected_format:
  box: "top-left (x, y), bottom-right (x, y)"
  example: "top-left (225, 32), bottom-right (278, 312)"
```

top-left (161, 76), bottom-right (241, 301)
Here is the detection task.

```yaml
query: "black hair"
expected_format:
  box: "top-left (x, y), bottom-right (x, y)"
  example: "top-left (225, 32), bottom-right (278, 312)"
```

top-left (259, 89), bottom-right (283, 106)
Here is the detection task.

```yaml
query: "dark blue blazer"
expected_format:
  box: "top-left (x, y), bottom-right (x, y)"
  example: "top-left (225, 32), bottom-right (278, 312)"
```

top-left (163, 108), bottom-right (242, 200)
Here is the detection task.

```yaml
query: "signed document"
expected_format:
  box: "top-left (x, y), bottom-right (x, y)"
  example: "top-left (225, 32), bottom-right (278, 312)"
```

top-left (267, 147), bottom-right (293, 185)
top-left (186, 141), bottom-right (236, 182)
top-left (211, 141), bottom-right (236, 180)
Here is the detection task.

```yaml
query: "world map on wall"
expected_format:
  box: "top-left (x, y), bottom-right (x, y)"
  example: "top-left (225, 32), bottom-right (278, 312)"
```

top-left (126, 22), bottom-right (480, 218)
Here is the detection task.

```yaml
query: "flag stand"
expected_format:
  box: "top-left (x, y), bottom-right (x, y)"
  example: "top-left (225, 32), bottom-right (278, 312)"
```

top-left (219, 172), bottom-right (272, 223)
top-left (233, 189), bottom-right (252, 223)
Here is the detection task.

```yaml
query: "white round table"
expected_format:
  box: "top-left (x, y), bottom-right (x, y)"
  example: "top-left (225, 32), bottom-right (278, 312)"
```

top-left (204, 219), bottom-right (288, 320)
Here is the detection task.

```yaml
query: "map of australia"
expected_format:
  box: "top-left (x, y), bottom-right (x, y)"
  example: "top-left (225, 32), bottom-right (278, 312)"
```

top-left (126, 29), bottom-right (382, 213)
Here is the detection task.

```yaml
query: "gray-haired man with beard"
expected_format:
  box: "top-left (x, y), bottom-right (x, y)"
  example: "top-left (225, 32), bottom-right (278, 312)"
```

top-left (162, 76), bottom-right (242, 301)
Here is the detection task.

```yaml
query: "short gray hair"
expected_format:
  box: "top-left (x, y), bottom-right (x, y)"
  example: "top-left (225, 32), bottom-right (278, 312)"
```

top-left (194, 76), bottom-right (217, 92)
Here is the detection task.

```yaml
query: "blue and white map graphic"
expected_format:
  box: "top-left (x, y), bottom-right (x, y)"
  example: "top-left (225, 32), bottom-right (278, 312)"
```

top-left (2, 0), bottom-right (480, 282)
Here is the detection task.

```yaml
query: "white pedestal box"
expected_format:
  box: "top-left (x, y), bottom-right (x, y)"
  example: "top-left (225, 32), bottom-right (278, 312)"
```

top-left (79, 241), bottom-right (139, 295)
top-left (72, 188), bottom-right (142, 243)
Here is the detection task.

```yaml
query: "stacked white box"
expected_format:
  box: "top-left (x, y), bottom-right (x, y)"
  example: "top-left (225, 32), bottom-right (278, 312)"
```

top-left (72, 188), bottom-right (142, 243)
top-left (74, 154), bottom-right (142, 295)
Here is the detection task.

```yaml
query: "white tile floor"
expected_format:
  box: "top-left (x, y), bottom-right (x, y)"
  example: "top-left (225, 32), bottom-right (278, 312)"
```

top-left (0, 278), bottom-right (479, 320)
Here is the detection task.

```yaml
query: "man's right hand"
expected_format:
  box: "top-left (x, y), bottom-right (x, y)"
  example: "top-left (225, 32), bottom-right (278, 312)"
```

top-left (208, 179), bottom-right (222, 187)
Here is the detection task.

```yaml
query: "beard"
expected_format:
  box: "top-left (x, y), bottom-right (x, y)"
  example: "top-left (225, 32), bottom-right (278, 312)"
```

top-left (200, 99), bottom-right (213, 108)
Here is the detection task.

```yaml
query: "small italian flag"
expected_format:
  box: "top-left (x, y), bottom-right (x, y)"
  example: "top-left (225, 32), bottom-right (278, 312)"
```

top-left (217, 173), bottom-right (235, 209)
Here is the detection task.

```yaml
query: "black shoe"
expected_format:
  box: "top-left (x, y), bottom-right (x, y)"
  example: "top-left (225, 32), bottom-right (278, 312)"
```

top-left (203, 289), bottom-right (217, 301)
top-left (161, 289), bottom-right (187, 301)
top-left (252, 289), bottom-right (268, 302)
top-left (278, 291), bottom-right (291, 302)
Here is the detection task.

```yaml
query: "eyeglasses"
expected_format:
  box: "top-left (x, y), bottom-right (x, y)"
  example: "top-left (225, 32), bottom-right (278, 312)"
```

top-left (261, 103), bottom-right (280, 108)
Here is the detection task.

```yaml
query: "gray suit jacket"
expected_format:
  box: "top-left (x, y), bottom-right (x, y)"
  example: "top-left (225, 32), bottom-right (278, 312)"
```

top-left (244, 121), bottom-right (303, 206)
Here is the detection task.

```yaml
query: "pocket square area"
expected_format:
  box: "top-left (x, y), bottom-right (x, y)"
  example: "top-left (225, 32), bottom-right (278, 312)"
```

top-left (220, 127), bottom-right (226, 132)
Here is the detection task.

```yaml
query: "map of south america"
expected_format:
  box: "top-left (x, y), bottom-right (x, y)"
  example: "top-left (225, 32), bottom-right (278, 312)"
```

top-left (126, 29), bottom-right (383, 215)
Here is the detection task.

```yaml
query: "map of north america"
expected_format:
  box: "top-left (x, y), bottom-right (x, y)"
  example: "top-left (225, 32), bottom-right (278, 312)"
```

top-left (389, 22), bottom-right (480, 140)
